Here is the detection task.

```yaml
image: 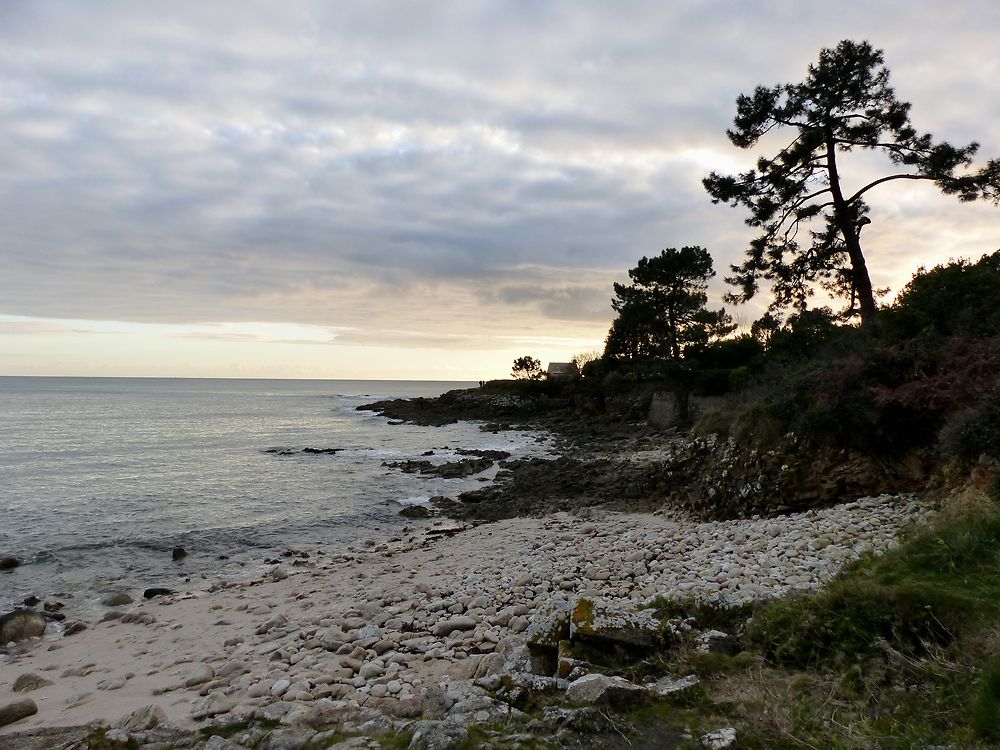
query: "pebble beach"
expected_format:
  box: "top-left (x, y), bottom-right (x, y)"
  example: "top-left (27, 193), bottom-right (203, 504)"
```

top-left (0, 492), bottom-right (934, 743)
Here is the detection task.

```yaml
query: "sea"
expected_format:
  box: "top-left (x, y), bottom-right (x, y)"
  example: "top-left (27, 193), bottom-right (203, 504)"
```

top-left (0, 377), bottom-right (552, 614)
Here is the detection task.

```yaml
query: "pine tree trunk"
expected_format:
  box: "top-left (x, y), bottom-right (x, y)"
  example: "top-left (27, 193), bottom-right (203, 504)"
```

top-left (825, 131), bottom-right (879, 328)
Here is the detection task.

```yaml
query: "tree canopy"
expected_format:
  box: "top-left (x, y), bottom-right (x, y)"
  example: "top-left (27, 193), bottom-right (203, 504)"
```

top-left (604, 246), bottom-right (734, 361)
top-left (511, 355), bottom-right (543, 380)
top-left (704, 39), bottom-right (1000, 327)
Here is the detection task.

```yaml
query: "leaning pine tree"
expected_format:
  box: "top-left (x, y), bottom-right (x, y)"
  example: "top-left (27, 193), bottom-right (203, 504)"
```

top-left (704, 39), bottom-right (1000, 327)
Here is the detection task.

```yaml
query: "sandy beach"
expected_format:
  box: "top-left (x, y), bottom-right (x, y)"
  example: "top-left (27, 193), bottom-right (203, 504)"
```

top-left (1, 494), bottom-right (934, 740)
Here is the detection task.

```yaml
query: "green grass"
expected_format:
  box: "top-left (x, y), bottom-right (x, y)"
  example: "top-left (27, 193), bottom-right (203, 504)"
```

top-left (747, 505), bottom-right (1000, 669)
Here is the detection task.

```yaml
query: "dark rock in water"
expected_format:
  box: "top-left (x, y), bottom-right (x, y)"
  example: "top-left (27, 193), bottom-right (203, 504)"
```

top-left (0, 556), bottom-right (20, 570)
top-left (40, 611), bottom-right (65, 622)
top-left (267, 446), bottom-right (344, 455)
top-left (456, 448), bottom-right (512, 461)
top-left (42, 601), bottom-right (64, 612)
top-left (0, 610), bottom-right (46, 644)
top-left (22, 595), bottom-right (40, 607)
top-left (100, 591), bottom-right (134, 607)
top-left (384, 457), bottom-right (494, 479)
top-left (13, 672), bottom-right (52, 693)
top-left (0, 698), bottom-right (38, 728)
top-left (143, 587), bottom-right (175, 600)
top-left (458, 488), bottom-right (491, 504)
top-left (172, 546), bottom-right (187, 561)
top-left (399, 505), bottom-right (431, 519)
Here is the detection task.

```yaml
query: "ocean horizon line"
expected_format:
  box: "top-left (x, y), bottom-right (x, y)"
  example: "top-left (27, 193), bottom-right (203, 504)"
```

top-left (0, 374), bottom-right (480, 384)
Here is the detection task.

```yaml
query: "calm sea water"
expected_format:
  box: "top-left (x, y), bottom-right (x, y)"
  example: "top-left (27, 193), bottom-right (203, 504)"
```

top-left (0, 377), bottom-right (550, 613)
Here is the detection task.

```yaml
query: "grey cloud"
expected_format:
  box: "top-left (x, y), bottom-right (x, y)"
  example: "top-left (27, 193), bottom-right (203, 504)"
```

top-left (497, 284), bottom-right (613, 322)
top-left (1, 0), bottom-right (998, 349)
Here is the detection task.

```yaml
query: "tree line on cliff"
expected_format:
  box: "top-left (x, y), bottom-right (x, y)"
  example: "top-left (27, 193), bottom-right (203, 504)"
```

top-left (514, 39), bottom-right (1000, 478)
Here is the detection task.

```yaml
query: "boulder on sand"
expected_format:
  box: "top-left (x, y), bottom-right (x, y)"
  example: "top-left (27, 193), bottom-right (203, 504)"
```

top-left (0, 609), bottom-right (46, 644)
top-left (0, 699), bottom-right (38, 728)
top-left (13, 673), bottom-right (53, 693)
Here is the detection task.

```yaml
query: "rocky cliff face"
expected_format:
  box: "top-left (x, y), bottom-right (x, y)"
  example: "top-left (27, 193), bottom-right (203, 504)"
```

top-left (362, 384), bottom-right (968, 522)
top-left (654, 433), bottom-right (935, 519)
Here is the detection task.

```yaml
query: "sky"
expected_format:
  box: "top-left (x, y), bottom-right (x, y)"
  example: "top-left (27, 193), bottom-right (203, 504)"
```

top-left (1, 1), bottom-right (998, 380)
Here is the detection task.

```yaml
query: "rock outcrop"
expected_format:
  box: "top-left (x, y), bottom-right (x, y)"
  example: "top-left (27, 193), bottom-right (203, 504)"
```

top-left (0, 610), bottom-right (46, 644)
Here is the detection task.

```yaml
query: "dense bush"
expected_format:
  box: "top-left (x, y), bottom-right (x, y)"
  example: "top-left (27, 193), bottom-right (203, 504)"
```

top-left (728, 256), bottom-right (1000, 454)
top-left (883, 251), bottom-right (1000, 340)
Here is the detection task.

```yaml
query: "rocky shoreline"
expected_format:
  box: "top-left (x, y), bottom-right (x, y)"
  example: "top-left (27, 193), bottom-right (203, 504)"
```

top-left (360, 388), bottom-right (697, 521)
top-left (0, 389), bottom-right (943, 748)
top-left (362, 383), bottom-right (943, 523)
top-left (1, 491), bottom-right (934, 748)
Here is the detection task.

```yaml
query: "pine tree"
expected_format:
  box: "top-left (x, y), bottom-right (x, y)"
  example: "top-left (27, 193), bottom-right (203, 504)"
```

top-left (704, 40), bottom-right (1000, 327)
top-left (605, 246), bottom-right (734, 361)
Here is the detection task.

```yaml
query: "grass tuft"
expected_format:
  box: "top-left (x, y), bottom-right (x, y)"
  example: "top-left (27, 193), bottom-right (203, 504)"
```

top-left (971, 658), bottom-right (1000, 741)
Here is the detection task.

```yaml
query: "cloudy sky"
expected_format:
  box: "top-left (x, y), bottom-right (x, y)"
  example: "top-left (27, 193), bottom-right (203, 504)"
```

top-left (2, 1), bottom-right (998, 379)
